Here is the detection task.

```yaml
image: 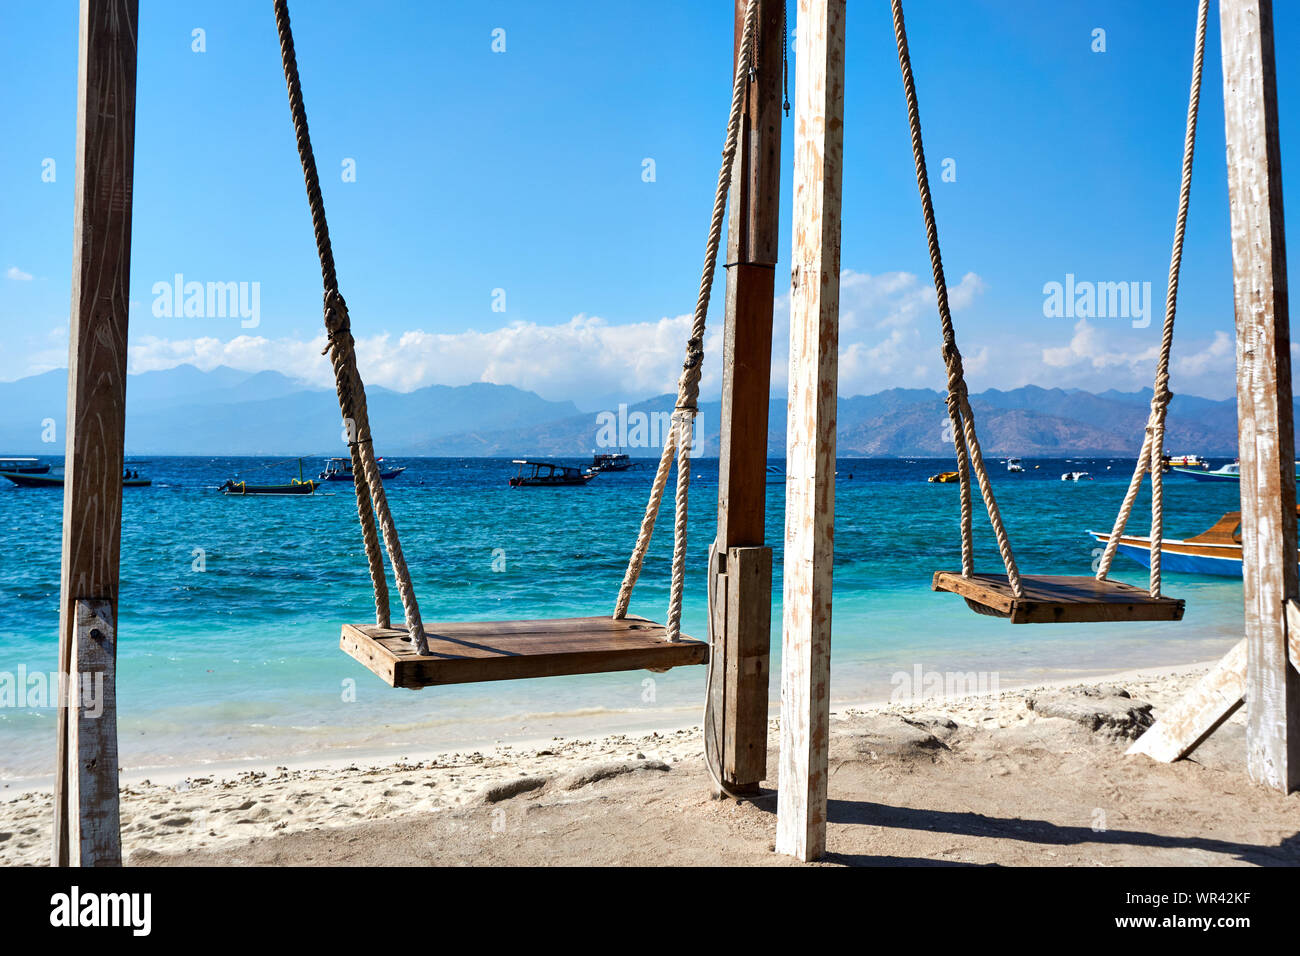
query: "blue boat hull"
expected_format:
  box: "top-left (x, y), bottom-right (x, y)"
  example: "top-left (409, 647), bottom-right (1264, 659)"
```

top-left (1108, 541), bottom-right (1244, 577)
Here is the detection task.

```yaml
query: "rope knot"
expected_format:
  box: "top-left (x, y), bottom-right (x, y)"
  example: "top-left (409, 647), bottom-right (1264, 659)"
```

top-left (681, 336), bottom-right (704, 370)
top-left (945, 380), bottom-right (968, 409)
top-left (1150, 385), bottom-right (1174, 415)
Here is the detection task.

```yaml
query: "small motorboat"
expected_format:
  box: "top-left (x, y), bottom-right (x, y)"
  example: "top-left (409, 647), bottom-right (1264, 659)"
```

top-left (1087, 508), bottom-right (1300, 577)
top-left (1173, 461), bottom-right (1239, 481)
top-left (588, 452), bottom-right (640, 473)
top-left (0, 457), bottom-right (50, 475)
top-left (1061, 471), bottom-right (1091, 481)
top-left (1006, 457), bottom-right (1024, 473)
top-left (319, 457), bottom-right (406, 481)
top-left (1173, 459), bottom-right (1300, 482)
top-left (509, 460), bottom-right (596, 487)
top-left (928, 471), bottom-right (959, 483)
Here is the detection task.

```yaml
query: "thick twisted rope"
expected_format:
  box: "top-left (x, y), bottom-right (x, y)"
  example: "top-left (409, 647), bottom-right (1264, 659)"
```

top-left (1096, 0), bottom-right (1207, 599)
top-left (614, 0), bottom-right (759, 639)
top-left (891, 0), bottom-right (1022, 595)
top-left (274, 0), bottom-right (427, 653)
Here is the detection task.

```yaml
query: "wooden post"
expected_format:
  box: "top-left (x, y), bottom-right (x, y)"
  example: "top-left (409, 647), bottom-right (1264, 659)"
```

top-left (53, 0), bottom-right (138, 867)
top-left (1221, 0), bottom-right (1299, 793)
top-left (711, 0), bottom-right (784, 796)
top-left (776, 0), bottom-right (845, 862)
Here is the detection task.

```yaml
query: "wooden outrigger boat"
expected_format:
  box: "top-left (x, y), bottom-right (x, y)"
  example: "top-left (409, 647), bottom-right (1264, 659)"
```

top-left (220, 478), bottom-right (317, 495)
top-left (1087, 508), bottom-right (1300, 578)
top-left (508, 459), bottom-right (596, 487)
top-left (221, 458), bottom-right (318, 495)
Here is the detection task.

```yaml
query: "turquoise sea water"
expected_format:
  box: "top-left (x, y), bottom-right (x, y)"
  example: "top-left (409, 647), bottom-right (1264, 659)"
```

top-left (0, 456), bottom-right (1246, 784)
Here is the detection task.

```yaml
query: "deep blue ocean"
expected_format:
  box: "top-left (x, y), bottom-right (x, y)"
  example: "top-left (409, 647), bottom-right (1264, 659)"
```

top-left (0, 455), bottom-right (1246, 784)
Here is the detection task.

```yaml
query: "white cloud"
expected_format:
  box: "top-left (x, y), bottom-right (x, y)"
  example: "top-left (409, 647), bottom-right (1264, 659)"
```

top-left (6, 266), bottom-right (33, 281)
top-left (788, 269), bottom-right (986, 395)
top-left (124, 269), bottom-right (988, 402)
top-left (127, 314), bottom-right (726, 404)
top-left (1031, 319), bottom-right (1235, 397)
top-left (1042, 318), bottom-right (1162, 370)
top-left (115, 271), bottom-right (1235, 402)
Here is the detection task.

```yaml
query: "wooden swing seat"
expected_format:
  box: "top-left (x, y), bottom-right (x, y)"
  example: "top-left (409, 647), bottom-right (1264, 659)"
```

top-left (931, 572), bottom-right (1185, 624)
top-left (341, 615), bottom-right (708, 688)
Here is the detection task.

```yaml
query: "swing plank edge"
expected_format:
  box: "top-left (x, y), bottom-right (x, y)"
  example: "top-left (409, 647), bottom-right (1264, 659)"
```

top-left (341, 616), bottom-right (708, 688)
top-left (931, 572), bottom-right (1186, 624)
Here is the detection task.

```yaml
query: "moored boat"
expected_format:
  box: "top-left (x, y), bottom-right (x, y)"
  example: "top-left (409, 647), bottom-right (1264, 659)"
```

top-left (220, 478), bottom-right (317, 495)
top-left (1061, 471), bottom-right (1091, 481)
top-left (588, 452), bottom-right (638, 473)
top-left (319, 457), bottom-right (406, 481)
top-left (928, 471), bottom-right (959, 483)
top-left (0, 457), bottom-right (50, 475)
top-left (509, 460), bottom-right (596, 487)
top-left (1006, 457), bottom-right (1024, 473)
top-left (1166, 453), bottom-right (1209, 469)
top-left (1, 471), bottom-right (151, 488)
top-left (1087, 508), bottom-right (1300, 577)
top-left (1174, 459), bottom-right (1300, 482)
top-left (222, 458), bottom-right (317, 495)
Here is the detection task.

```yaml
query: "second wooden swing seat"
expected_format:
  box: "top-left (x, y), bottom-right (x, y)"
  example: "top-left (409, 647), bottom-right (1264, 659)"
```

top-left (931, 573), bottom-right (1185, 625)
top-left (891, 0), bottom-right (1203, 628)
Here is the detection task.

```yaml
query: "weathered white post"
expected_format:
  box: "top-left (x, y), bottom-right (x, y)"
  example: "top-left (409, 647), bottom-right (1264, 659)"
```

top-left (776, 0), bottom-right (846, 861)
top-left (1221, 0), bottom-right (1299, 793)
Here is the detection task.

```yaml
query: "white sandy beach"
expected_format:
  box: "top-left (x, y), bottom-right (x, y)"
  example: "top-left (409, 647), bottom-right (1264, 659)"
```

top-left (3, 658), bottom-right (1298, 866)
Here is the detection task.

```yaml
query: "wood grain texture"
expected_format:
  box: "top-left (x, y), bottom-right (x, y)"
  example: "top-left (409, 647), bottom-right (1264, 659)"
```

top-left (711, 0), bottom-right (784, 794)
top-left (54, 0), bottom-right (138, 867)
top-left (1288, 599), bottom-right (1300, 668)
top-left (1128, 638), bottom-right (1247, 763)
top-left (932, 572), bottom-right (1186, 624)
top-left (776, 0), bottom-right (845, 863)
top-left (67, 600), bottom-right (121, 865)
top-left (723, 547), bottom-right (771, 785)
top-left (1221, 0), bottom-right (1300, 792)
top-left (341, 617), bottom-right (707, 688)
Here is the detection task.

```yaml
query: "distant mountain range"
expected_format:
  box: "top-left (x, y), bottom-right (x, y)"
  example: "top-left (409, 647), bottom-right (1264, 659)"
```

top-left (0, 364), bottom-right (1270, 458)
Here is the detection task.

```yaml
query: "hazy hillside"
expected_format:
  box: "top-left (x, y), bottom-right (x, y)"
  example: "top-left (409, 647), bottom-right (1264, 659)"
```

top-left (0, 365), bottom-right (1279, 457)
top-left (0, 366), bottom-right (581, 456)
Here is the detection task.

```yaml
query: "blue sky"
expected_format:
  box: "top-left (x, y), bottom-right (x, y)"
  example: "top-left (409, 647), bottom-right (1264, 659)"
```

top-left (2, 0), bottom-right (1297, 404)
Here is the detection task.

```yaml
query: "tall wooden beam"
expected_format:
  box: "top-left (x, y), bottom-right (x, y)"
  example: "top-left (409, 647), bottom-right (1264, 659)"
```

top-left (53, 0), bottom-right (138, 866)
top-left (1221, 0), bottom-right (1299, 794)
top-left (711, 0), bottom-right (784, 797)
top-left (776, 0), bottom-right (845, 862)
